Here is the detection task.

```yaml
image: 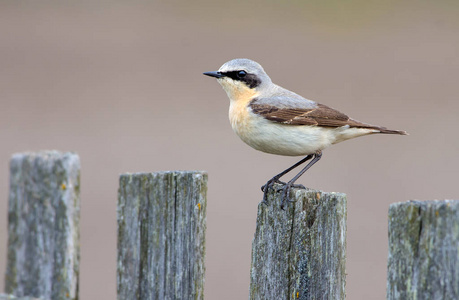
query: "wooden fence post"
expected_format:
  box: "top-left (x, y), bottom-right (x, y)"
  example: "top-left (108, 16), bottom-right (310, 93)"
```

top-left (5, 151), bottom-right (81, 300)
top-left (117, 171), bottom-right (207, 300)
top-left (387, 200), bottom-right (459, 299)
top-left (250, 185), bottom-right (347, 300)
top-left (0, 295), bottom-right (42, 300)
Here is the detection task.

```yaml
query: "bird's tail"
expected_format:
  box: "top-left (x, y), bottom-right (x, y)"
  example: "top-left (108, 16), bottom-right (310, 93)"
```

top-left (378, 128), bottom-right (408, 135)
top-left (347, 118), bottom-right (408, 135)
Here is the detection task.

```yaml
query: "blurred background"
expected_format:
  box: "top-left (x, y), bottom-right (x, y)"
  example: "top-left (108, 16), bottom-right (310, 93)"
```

top-left (1, 1), bottom-right (458, 299)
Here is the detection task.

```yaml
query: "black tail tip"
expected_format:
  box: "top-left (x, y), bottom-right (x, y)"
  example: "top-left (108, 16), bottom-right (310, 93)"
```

top-left (380, 129), bottom-right (408, 135)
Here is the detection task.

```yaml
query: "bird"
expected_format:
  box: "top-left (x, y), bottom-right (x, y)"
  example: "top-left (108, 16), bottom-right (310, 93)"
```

top-left (203, 58), bottom-right (407, 209)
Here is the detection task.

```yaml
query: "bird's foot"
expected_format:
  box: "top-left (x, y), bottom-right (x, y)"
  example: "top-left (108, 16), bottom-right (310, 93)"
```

top-left (280, 183), bottom-right (306, 209)
top-left (280, 183), bottom-right (293, 210)
top-left (261, 181), bottom-right (305, 193)
top-left (261, 179), bottom-right (307, 208)
top-left (261, 179), bottom-right (284, 192)
top-left (261, 177), bottom-right (285, 204)
top-left (290, 183), bottom-right (306, 190)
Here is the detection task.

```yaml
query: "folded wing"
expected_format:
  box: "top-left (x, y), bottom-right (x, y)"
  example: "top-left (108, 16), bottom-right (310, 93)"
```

top-left (249, 97), bottom-right (407, 135)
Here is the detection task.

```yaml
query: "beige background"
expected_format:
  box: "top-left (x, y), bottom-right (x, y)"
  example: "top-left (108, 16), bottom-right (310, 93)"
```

top-left (1, 1), bottom-right (458, 299)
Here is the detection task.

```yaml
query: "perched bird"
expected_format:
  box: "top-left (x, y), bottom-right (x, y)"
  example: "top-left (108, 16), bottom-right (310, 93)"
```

top-left (204, 58), bottom-right (407, 208)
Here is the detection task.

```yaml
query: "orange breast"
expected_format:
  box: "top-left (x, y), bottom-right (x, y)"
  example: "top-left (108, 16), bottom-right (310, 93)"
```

top-left (229, 93), bottom-right (257, 137)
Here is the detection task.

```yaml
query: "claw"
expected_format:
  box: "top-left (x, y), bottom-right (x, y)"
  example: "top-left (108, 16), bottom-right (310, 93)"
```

top-left (260, 179), bottom-right (286, 192)
top-left (280, 182), bottom-right (307, 208)
top-left (261, 177), bottom-right (286, 203)
top-left (262, 179), bottom-right (305, 209)
top-left (274, 186), bottom-right (284, 193)
top-left (280, 183), bottom-right (294, 210)
top-left (291, 183), bottom-right (306, 190)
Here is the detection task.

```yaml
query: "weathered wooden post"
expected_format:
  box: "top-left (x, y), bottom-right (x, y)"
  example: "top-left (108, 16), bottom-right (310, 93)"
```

top-left (5, 151), bottom-right (81, 300)
top-left (0, 295), bottom-right (42, 300)
top-left (387, 200), bottom-right (459, 299)
top-left (117, 171), bottom-right (207, 300)
top-left (250, 186), bottom-right (347, 300)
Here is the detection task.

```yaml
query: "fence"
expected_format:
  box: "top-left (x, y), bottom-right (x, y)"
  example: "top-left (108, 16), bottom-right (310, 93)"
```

top-left (1, 151), bottom-right (458, 299)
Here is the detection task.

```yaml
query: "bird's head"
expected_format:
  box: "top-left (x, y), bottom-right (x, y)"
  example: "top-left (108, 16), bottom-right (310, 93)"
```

top-left (203, 58), bottom-right (272, 101)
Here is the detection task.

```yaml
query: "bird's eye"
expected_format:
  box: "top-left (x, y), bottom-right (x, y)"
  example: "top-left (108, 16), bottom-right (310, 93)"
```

top-left (237, 70), bottom-right (247, 78)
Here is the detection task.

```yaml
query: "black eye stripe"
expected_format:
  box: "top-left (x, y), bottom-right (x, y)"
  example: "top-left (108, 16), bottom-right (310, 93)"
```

top-left (220, 71), bottom-right (245, 80)
top-left (220, 70), bottom-right (261, 89)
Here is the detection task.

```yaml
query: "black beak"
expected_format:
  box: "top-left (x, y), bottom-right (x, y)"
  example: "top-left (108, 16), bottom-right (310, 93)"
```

top-left (203, 71), bottom-right (224, 78)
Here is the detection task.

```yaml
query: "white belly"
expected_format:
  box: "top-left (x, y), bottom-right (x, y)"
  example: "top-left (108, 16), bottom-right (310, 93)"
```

top-left (230, 108), bottom-right (376, 156)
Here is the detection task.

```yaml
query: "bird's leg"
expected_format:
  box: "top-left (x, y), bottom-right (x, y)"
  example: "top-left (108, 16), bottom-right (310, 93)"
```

top-left (261, 154), bottom-right (313, 204)
top-left (280, 151), bottom-right (322, 209)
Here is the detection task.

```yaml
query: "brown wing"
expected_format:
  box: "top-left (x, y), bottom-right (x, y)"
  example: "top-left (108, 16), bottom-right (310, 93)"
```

top-left (251, 102), bottom-right (355, 126)
top-left (249, 102), bottom-right (406, 134)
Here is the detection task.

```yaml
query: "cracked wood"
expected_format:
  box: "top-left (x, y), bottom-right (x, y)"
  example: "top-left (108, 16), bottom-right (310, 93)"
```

top-left (117, 171), bottom-right (207, 300)
top-left (387, 200), bottom-right (459, 299)
top-left (249, 185), bottom-right (347, 300)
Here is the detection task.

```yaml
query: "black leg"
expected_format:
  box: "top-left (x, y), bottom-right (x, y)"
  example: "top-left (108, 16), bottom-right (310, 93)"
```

top-left (280, 151), bottom-right (323, 209)
top-left (261, 154), bottom-right (313, 204)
